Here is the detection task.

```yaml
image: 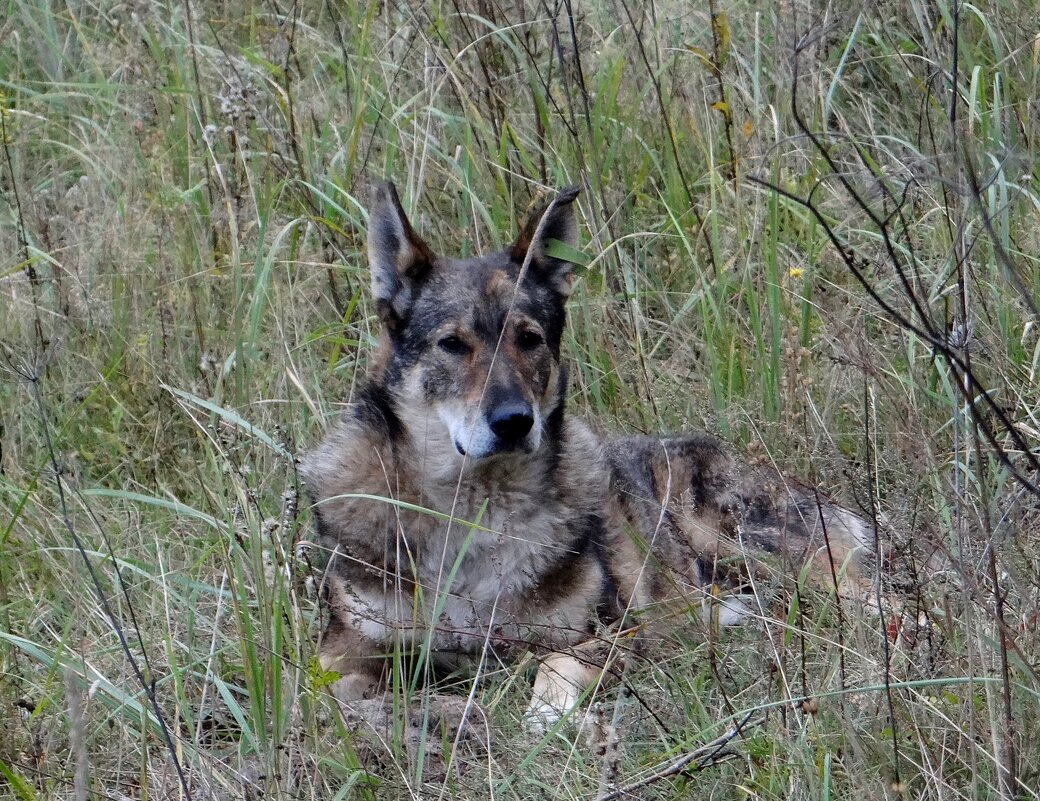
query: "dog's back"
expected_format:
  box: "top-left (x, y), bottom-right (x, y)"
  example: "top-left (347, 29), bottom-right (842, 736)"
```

top-left (603, 434), bottom-right (870, 622)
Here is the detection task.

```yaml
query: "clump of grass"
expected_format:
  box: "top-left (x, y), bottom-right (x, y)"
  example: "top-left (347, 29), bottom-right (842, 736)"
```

top-left (1, 1), bottom-right (1038, 799)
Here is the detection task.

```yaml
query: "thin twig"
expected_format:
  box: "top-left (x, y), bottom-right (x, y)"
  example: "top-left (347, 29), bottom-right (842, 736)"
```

top-left (865, 382), bottom-right (903, 795)
top-left (67, 668), bottom-right (88, 801)
top-left (592, 712), bottom-right (763, 801)
top-left (706, 0), bottom-right (736, 182)
top-left (0, 101), bottom-right (46, 350)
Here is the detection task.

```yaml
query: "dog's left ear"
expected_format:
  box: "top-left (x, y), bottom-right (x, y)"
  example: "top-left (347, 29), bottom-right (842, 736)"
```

top-left (510, 185), bottom-right (582, 297)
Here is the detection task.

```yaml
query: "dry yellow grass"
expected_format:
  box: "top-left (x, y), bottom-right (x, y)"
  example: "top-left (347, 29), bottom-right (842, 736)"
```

top-left (1, 1), bottom-right (1038, 799)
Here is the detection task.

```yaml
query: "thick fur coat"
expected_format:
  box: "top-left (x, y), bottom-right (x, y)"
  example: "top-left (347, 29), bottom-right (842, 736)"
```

top-left (301, 183), bottom-right (868, 728)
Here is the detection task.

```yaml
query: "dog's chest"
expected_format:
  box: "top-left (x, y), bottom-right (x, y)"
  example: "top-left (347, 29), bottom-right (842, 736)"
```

top-left (340, 479), bottom-right (579, 653)
top-left (405, 480), bottom-right (568, 601)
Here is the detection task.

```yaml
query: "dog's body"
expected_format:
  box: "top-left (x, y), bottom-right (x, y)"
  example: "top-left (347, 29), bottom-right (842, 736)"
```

top-left (302, 183), bottom-right (868, 728)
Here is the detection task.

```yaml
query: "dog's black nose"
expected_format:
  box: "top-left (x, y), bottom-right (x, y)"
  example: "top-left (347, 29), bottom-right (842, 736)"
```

top-left (489, 403), bottom-right (534, 442)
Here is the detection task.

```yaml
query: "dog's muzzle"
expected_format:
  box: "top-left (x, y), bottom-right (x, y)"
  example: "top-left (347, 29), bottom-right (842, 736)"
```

top-left (449, 399), bottom-right (538, 458)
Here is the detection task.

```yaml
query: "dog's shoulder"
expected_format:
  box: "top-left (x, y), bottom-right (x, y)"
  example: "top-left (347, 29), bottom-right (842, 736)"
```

top-left (300, 388), bottom-right (397, 494)
top-left (298, 384), bottom-right (416, 556)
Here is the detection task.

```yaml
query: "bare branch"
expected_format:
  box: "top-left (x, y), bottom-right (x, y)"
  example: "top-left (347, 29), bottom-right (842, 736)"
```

top-left (593, 713), bottom-right (763, 801)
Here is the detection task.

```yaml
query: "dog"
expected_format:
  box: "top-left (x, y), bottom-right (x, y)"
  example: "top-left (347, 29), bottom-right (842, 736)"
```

top-left (300, 182), bottom-right (870, 734)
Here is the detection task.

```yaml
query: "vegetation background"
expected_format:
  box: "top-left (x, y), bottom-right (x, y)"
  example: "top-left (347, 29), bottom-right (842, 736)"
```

top-left (1, 0), bottom-right (1038, 798)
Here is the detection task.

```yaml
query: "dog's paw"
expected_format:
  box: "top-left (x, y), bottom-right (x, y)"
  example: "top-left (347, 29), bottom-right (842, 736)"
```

top-left (523, 698), bottom-right (566, 734)
top-left (332, 693), bottom-right (491, 751)
top-left (416, 695), bottom-right (491, 746)
top-left (333, 696), bottom-right (392, 732)
top-left (700, 593), bottom-right (757, 626)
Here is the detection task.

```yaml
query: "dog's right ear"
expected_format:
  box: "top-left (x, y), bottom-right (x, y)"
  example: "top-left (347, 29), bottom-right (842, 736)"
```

top-left (511, 185), bottom-right (582, 297)
top-left (368, 181), bottom-right (436, 327)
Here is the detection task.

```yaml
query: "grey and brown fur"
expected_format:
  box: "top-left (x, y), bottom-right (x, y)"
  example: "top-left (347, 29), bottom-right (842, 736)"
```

top-left (301, 182), bottom-right (869, 732)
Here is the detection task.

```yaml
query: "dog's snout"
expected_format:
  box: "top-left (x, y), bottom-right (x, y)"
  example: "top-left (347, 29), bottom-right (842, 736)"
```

top-left (489, 403), bottom-right (534, 442)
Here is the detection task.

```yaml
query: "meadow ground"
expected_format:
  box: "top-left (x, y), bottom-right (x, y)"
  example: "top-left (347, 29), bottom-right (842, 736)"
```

top-left (2, 1), bottom-right (1039, 799)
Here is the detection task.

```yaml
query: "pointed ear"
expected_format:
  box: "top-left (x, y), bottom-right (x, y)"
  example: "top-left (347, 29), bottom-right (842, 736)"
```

top-left (368, 181), bottom-right (436, 326)
top-left (510, 185), bottom-right (582, 296)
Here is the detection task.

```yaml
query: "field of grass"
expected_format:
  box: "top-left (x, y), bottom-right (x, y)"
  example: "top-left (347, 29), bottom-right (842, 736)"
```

top-left (2, 0), bottom-right (1039, 798)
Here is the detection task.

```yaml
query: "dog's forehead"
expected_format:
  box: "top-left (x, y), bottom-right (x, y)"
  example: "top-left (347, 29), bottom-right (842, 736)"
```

top-left (412, 255), bottom-right (556, 331)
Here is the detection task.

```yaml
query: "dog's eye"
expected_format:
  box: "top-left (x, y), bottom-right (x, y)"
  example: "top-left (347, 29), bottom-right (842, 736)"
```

top-left (517, 330), bottom-right (544, 350)
top-left (438, 335), bottom-right (470, 355)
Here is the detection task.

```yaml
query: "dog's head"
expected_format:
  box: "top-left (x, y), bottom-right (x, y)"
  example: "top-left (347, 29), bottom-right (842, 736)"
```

top-left (367, 182), bottom-right (581, 462)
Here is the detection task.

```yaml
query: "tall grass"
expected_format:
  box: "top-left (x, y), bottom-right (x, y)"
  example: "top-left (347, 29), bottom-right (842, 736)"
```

top-left (1, 1), bottom-right (1038, 799)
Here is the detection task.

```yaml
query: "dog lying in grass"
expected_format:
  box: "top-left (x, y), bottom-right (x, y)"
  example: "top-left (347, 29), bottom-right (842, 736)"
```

top-left (301, 182), bottom-right (868, 736)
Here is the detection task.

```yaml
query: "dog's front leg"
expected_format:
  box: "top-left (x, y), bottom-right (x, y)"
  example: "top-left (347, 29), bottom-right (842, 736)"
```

top-left (525, 650), bottom-right (601, 732)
